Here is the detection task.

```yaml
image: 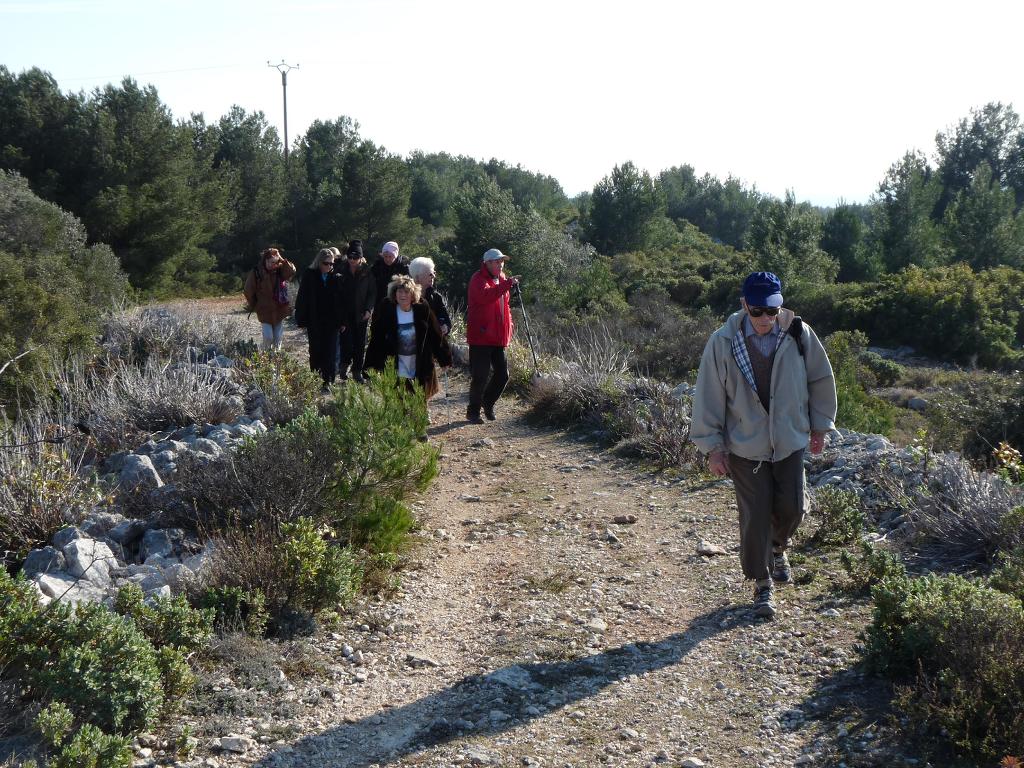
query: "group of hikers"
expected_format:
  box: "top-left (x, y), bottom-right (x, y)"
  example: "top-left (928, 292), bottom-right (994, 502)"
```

top-left (248, 248), bottom-right (838, 619)
top-left (243, 240), bottom-right (519, 424)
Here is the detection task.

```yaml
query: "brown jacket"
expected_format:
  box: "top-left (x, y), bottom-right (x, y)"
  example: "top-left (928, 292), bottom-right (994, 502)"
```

top-left (244, 260), bottom-right (297, 324)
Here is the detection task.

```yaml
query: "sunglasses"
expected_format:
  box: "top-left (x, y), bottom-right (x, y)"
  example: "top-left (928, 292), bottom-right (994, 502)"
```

top-left (320, 260), bottom-right (334, 266)
top-left (747, 306), bottom-right (780, 317)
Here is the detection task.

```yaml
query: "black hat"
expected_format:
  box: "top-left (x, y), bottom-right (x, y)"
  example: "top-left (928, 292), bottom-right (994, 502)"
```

top-left (346, 240), bottom-right (363, 259)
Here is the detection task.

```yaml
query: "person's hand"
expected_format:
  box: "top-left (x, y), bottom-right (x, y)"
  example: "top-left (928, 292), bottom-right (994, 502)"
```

top-left (810, 430), bottom-right (827, 455)
top-left (339, 325), bottom-right (347, 333)
top-left (508, 275), bottom-right (521, 286)
top-left (441, 324), bottom-right (450, 335)
top-left (363, 310), bottom-right (371, 321)
top-left (708, 450), bottom-right (730, 477)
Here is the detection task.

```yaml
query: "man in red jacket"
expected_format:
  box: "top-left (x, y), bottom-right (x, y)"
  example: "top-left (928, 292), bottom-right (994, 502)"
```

top-left (466, 248), bottom-right (519, 424)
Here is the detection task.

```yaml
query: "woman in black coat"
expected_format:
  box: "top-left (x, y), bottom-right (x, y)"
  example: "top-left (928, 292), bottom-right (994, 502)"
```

top-left (294, 248), bottom-right (346, 392)
top-left (364, 275), bottom-right (452, 396)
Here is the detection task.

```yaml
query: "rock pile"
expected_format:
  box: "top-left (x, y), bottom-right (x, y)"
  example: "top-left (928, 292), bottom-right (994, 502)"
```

top-left (20, 350), bottom-right (265, 607)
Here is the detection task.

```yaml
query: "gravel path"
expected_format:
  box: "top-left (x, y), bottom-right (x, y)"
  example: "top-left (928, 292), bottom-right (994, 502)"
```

top-left (172, 301), bottom-right (911, 768)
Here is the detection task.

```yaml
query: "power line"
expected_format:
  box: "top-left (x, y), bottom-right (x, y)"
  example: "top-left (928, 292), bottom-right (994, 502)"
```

top-left (60, 63), bottom-right (247, 83)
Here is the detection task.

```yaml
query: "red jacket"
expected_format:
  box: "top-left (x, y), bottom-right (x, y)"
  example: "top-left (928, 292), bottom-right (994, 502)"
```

top-left (467, 266), bottom-right (515, 347)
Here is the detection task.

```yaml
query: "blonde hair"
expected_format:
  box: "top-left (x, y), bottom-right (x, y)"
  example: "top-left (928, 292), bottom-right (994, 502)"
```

top-left (387, 274), bottom-right (421, 303)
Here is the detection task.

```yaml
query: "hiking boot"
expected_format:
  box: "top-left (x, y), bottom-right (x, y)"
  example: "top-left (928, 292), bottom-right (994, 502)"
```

top-left (320, 383), bottom-right (330, 395)
top-left (753, 584), bottom-right (777, 618)
top-left (353, 371), bottom-right (365, 383)
top-left (466, 408), bottom-right (484, 424)
top-left (483, 405), bottom-right (496, 421)
top-left (771, 551), bottom-right (792, 584)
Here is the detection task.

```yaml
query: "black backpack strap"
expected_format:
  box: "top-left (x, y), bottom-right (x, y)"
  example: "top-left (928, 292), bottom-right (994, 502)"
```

top-left (788, 316), bottom-right (805, 357)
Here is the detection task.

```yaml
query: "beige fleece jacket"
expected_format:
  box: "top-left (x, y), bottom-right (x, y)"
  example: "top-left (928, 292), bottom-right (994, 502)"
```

top-left (691, 309), bottom-right (837, 463)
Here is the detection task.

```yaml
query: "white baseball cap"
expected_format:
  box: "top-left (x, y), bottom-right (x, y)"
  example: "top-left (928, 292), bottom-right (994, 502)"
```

top-left (482, 248), bottom-right (509, 262)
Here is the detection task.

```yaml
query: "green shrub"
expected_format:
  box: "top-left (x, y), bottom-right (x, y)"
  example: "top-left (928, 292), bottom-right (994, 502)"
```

top-left (174, 367), bottom-right (437, 538)
top-left (864, 570), bottom-right (1024, 760)
top-left (200, 586), bottom-right (270, 635)
top-left (351, 496), bottom-right (416, 555)
top-left (36, 702), bottom-right (132, 768)
top-left (859, 350), bottom-right (904, 387)
top-left (208, 519), bottom-right (363, 633)
top-left (840, 541), bottom-right (906, 594)
top-left (113, 582), bottom-right (213, 653)
top-left (324, 366), bottom-right (439, 508)
top-left (810, 487), bottom-right (865, 546)
top-left (239, 350), bottom-right (321, 425)
top-left (0, 571), bottom-right (164, 735)
top-left (824, 331), bottom-right (897, 434)
top-left (0, 173), bottom-right (129, 408)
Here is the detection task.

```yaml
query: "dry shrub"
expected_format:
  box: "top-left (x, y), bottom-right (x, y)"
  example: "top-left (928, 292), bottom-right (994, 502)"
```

top-left (169, 416), bottom-right (336, 533)
top-left (51, 357), bottom-right (243, 456)
top-left (237, 352), bottom-right (320, 426)
top-left (609, 378), bottom-right (698, 467)
top-left (0, 409), bottom-right (99, 567)
top-left (100, 303), bottom-right (251, 364)
top-left (879, 454), bottom-right (1024, 567)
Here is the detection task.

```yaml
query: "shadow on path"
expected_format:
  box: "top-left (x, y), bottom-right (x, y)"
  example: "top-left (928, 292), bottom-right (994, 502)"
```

top-left (255, 605), bottom-right (754, 767)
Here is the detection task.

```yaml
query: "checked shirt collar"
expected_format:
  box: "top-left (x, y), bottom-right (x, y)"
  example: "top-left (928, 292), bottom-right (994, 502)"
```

top-left (730, 320), bottom-right (787, 396)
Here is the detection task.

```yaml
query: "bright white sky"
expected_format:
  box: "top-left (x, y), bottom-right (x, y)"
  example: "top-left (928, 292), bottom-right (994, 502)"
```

top-left (3, 0), bottom-right (1023, 205)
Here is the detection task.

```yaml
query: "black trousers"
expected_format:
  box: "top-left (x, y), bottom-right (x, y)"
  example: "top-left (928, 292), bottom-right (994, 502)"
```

top-left (468, 345), bottom-right (509, 415)
top-left (307, 327), bottom-right (339, 385)
top-left (339, 320), bottom-right (368, 378)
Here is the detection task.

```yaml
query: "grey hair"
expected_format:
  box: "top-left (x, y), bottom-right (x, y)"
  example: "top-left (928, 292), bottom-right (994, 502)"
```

top-left (408, 256), bottom-right (436, 282)
top-left (387, 274), bottom-right (422, 303)
top-left (311, 248), bottom-right (334, 269)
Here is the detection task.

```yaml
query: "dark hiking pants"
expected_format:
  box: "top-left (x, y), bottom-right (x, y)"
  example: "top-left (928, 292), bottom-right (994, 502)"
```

top-left (308, 327), bottom-right (339, 386)
top-left (339, 320), bottom-right (368, 378)
top-left (729, 449), bottom-right (808, 581)
top-left (468, 345), bottom-right (509, 416)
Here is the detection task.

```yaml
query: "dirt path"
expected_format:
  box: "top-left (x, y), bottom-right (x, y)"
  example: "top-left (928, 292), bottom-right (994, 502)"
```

top-left (180, 301), bottom-right (901, 768)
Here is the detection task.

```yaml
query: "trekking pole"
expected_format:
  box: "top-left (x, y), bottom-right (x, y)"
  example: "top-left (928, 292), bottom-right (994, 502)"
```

top-left (444, 368), bottom-right (451, 428)
top-left (514, 283), bottom-right (540, 371)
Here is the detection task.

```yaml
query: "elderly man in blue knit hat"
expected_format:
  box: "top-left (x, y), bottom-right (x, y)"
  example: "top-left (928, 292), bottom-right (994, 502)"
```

top-left (691, 271), bottom-right (837, 618)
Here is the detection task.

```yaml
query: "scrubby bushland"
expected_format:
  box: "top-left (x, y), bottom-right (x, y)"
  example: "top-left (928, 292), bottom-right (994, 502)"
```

top-left (99, 304), bottom-right (252, 365)
top-left (878, 457), bottom-right (1024, 568)
top-left (864, 569), bottom-right (1024, 762)
top-left (0, 172), bottom-right (129, 408)
top-left (0, 409), bottom-right (101, 569)
top-left (795, 265), bottom-right (1024, 370)
top-left (49, 356), bottom-right (244, 457)
top-left (173, 367), bottom-right (435, 630)
top-left (238, 351), bottom-right (322, 426)
top-left (0, 570), bottom-right (213, 766)
top-left (824, 330), bottom-right (898, 435)
top-left (528, 332), bottom-right (699, 469)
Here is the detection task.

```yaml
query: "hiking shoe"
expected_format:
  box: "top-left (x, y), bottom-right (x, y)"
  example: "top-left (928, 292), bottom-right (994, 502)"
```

top-left (483, 405), bottom-right (496, 421)
top-left (753, 584), bottom-right (777, 618)
top-left (466, 408), bottom-right (484, 424)
top-left (771, 551), bottom-right (792, 584)
top-left (353, 371), bottom-right (365, 383)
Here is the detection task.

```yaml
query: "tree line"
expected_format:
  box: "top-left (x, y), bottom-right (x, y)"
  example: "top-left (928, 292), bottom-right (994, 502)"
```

top-left (2, 65), bottom-right (1024, 369)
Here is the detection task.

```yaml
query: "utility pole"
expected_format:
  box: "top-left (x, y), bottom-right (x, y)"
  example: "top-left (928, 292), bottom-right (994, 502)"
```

top-left (267, 60), bottom-right (298, 162)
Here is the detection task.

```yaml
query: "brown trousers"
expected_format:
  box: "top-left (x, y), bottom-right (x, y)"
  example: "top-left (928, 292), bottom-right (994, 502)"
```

top-left (729, 449), bottom-right (808, 581)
